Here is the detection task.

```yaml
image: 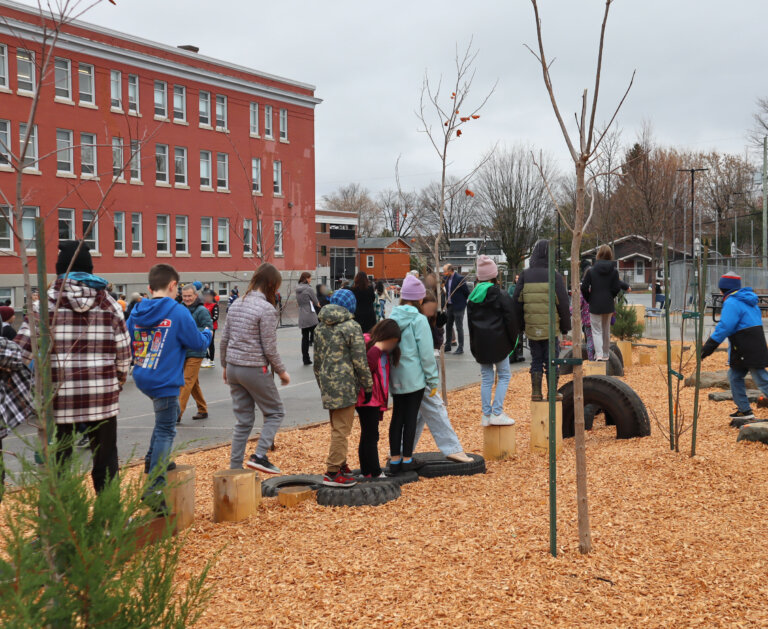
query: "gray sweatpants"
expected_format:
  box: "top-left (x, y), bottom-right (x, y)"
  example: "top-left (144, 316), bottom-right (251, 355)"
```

top-left (227, 364), bottom-right (285, 469)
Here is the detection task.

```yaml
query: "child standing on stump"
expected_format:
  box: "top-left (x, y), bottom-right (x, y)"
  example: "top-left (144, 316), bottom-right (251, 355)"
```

top-left (314, 289), bottom-right (373, 487)
top-left (356, 319), bottom-right (401, 478)
top-left (467, 255), bottom-right (519, 426)
top-left (389, 274), bottom-right (440, 474)
top-left (701, 273), bottom-right (768, 423)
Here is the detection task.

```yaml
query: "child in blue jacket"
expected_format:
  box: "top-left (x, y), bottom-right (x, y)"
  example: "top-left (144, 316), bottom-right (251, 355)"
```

top-left (127, 264), bottom-right (212, 513)
top-left (701, 273), bottom-right (768, 422)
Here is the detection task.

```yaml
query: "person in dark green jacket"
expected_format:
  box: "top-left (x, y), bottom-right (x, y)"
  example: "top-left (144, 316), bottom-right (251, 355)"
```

top-left (179, 283), bottom-right (213, 421)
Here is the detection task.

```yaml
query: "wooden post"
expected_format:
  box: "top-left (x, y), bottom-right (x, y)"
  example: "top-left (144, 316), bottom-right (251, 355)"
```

top-left (530, 401), bottom-right (562, 456)
top-left (483, 424), bottom-right (517, 461)
top-left (639, 352), bottom-right (652, 366)
top-left (277, 485), bottom-right (314, 507)
top-left (166, 465), bottom-right (195, 531)
top-left (584, 361), bottom-right (606, 376)
top-left (616, 340), bottom-right (633, 369)
top-left (657, 344), bottom-right (682, 365)
top-left (213, 469), bottom-right (261, 523)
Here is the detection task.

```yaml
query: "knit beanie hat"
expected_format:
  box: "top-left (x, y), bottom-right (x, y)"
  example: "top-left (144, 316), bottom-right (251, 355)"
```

top-left (718, 273), bottom-right (741, 294)
top-left (56, 240), bottom-right (93, 276)
top-left (476, 255), bottom-right (498, 282)
top-left (193, 281), bottom-right (203, 291)
top-left (0, 306), bottom-right (14, 322)
top-left (401, 274), bottom-right (426, 301)
top-left (330, 288), bottom-right (357, 314)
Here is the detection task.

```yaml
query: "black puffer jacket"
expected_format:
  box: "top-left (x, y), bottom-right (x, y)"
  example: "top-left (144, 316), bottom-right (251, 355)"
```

top-left (467, 284), bottom-right (519, 364)
top-left (581, 259), bottom-right (629, 315)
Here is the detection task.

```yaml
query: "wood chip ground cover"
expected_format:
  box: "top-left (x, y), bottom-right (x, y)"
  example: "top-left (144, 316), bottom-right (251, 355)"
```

top-left (47, 344), bottom-right (768, 626)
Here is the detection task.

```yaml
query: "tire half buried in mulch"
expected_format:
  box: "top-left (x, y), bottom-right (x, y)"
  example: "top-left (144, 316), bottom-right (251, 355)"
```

top-left (414, 452), bottom-right (486, 479)
top-left (559, 375), bottom-right (651, 439)
top-left (316, 481), bottom-right (401, 507)
top-left (559, 346), bottom-right (624, 377)
top-left (262, 474), bottom-right (324, 498)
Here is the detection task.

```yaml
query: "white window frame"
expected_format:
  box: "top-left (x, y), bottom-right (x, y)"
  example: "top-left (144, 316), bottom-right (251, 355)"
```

top-left (367, 255), bottom-right (374, 268)
top-left (273, 160), bottom-right (282, 195)
top-left (217, 218), bottom-right (230, 254)
top-left (82, 209), bottom-right (99, 252)
top-left (54, 58), bottom-right (71, 100)
top-left (0, 44), bottom-right (7, 89)
top-left (56, 129), bottom-right (74, 173)
top-left (635, 258), bottom-right (645, 280)
top-left (256, 219), bottom-right (263, 256)
top-left (80, 132), bottom-right (97, 176)
top-left (175, 215), bottom-right (188, 253)
top-left (78, 63), bottom-right (94, 104)
top-left (173, 85), bottom-right (186, 121)
top-left (113, 211), bottom-right (125, 253)
top-left (279, 108), bottom-right (288, 140)
top-left (16, 49), bottom-right (35, 93)
top-left (0, 288), bottom-right (12, 307)
top-left (215, 94), bottom-right (227, 129)
top-left (154, 80), bottom-right (167, 118)
top-left (199, 90), bottom-right (210, 126)
top-left (58, 208), bottom-right (75, 241)
top-left (111, 137), bottom-right (124, 179)
top-left (156, 214), bottom-right (170, 253)
top-left (251, 157), bottom-right (261, 193)
top-left (466, 242), bottom-right (477, 256)
top-left (264, 104), bottom-right (273, 138)
top-left (174, 146), bottom-right (187, 185)
top-left (0, 120), bottom-right (10, 166)
top-left (0, 206), bottom-right (11, 251)
top-left (21, 207), bottom-right (38, 252)
top-left (129, 139), bottom-right (141, 182)
top-left (110, 70), bottom-right (122, 110)
top-left (200, 216), bottom-right (213, 253)
top-left (216, 152), bottom-right (228, 190)
top-left (131, 212), bottom-right (142, 253)
top-left (273, 220), bottom-right (283, 256)
top-left (155, 144), bottom-right (169, 183)
top-left (127, 74), bottom-right (139, 113)
top-left (19, 123), bottom-right (37, 170)
top-left (243, 218), bottom-right (253, 255)
top-left (199, 150), bottom-right (211, 187)
top-left (249, 102), bottom-right (259, 136)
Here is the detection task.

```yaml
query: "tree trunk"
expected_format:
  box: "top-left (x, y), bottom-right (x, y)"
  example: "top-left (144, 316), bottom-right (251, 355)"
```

top-left (571, 161), bottom-right (592, 554)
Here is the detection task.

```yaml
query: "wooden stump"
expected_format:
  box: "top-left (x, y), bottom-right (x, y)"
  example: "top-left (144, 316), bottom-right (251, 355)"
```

top-left (639, 352), bottom-right (652, 366)
top-left (530, 401), bottom-right (562, 457)
top-left (483, 424), bottom-right (517, 461)
top-left (584, 361), bottom-right (606, 376)
top-left (133, 515), bottom-right (175, 549)
top-left (277, 485), bottom-right (314, 507)
top-left (166, 465), bottom-right (195, 531)
top-left (656, 344), bottom-right (682, 365)
top-left (616, 340), bottom-right (633, 369)
top-left (631, 304), bottom-right (646, 323)
top-left (213, 469), bottom-right (261, 523)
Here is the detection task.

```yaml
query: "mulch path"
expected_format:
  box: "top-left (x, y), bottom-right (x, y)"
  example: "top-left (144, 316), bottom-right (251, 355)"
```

top-left (167, 342), bottom-right (768, 628)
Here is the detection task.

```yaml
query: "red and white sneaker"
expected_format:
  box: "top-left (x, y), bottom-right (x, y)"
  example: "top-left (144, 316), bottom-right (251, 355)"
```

top-left (322, 470), bottom-right (357, 487)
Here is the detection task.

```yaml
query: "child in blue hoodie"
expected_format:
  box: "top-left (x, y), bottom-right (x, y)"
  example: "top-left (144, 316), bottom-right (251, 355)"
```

top-left (388, 274), bottom-right (440, 474)
top-left (701, 273), bottom-right (768, 423)
top-left (127, 264), bottom-right (212, 512)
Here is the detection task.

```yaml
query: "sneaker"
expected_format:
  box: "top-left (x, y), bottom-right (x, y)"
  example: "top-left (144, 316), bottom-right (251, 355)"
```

top-left (246, 454), bottom-right (281, 474)
top-left (444, 346), bottom-right (452, 354)
top-left (401, 458), bottom-right (424, 472)
top-left (192, 412), bottom-right (208, 420)
top-left (481, 414), bottom-right (491, 427)
top-left (200, 359), bottom-right (212, 368)
top-left (141, 490), bottom-right (170, 518)
top-left (387, 460), bottom-right (402, 476)
top-left (490, 412), bottom-right (516, 426)
top-left (143, 460), bottom-right (178, 475)
top-left (322, 470), bottom-right (357, 487)
top-left (729, 409), bottom-right (755, 420)
top-left (340, 463), bottom-right (353, 476)
top-left (454, 347), bottom-right (464, 355)
top-left (434, 349), bottom-right (440, 357)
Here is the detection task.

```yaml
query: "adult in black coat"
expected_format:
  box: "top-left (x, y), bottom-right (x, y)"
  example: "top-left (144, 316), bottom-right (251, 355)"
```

top-left (350, 271), bottom-right (377, 334)
top-left (442, 264), bottom-right (470, 354)
top-left (581, 244), bottom-right (630, 360)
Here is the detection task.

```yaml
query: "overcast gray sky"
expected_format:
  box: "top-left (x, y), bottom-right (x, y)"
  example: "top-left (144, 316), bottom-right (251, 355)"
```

top-left (21, 0), bottom-right (768, 197)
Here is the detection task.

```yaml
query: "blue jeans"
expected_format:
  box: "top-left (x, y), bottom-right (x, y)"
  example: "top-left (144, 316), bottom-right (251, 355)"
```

top-left (480, 359), bottom-right (511, 416)
top-left (529, 338), bottom-right (560, 374)
top-left (145, 395), bottom-right (180, 487)
top-left (413, 392), bottom-right (464, 455)
top-left (729, 366), bottom-right (768, 412)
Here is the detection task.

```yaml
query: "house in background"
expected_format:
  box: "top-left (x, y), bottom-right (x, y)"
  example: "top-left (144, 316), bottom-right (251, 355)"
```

top-left (441, 237), bottom-right (506, 276)
top-left (358, 237), bottom-right (411, 282)
top-left (580, 235), bottom-right (686, 286)
top-left (315, 210), bottom-right (358, 287)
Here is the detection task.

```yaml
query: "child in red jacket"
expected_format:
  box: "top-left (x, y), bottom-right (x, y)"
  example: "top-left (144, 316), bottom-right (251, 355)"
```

top-left (356, 319), bottom-right (401, 478)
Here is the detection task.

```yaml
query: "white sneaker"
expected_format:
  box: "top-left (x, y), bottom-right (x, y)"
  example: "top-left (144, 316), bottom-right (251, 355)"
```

top-left (202, 359), bottom-right (214, 368)
top-left (490, 412), bottom-right (516, 426)
top-left (434, 349), bottom-right (440, 357)
top-left (481, 414), bottom-right (491, 427)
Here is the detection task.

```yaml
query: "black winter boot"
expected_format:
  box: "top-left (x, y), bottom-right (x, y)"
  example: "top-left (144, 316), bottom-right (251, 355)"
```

top-left (531, 372), bottom-right (543, 401)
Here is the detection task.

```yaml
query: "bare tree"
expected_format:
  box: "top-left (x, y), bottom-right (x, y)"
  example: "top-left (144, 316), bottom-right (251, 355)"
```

top-left (419, 176), bottom-right (483, 242)
top-left (321, 183), bottom-right (381, 238)
top-left (475, 145), bottom-right (556, 275)
top-left (528, 0), bottom-right (635, 554)
top-left (377, 188), bottom-right (421, 238)
top-left (586, 125), bottom-right (625, 247)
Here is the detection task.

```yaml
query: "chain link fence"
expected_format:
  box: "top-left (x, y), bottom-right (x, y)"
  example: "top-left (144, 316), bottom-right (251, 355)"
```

top-left (668, 257), bottom-right (768, 311)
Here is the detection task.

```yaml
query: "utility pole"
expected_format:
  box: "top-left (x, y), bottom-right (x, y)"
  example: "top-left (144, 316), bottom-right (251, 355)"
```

top-left (763, 136), bottom-right (767, 268)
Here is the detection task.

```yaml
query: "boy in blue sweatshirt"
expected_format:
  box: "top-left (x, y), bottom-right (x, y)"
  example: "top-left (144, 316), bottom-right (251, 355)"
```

top-left (127, 264), bottom-right (212, 512)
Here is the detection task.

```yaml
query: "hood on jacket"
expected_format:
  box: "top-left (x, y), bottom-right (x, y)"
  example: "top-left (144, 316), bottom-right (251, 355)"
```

top-left (390, 304), bottom-right (421, 329)
top-left (129, 297), bottom-right (179, 328)
top-left (318, 303), bottom-right (354, 326)
top-left (593, 259), bottom-right (616, 276)
top-left (48, 278), bottom-right (103, 313)
top-left (530, 239), bottom-right (549, 268)
top-left (468, 281), bottom-right (495, 304)
top-left (728, 287), bottom-right (759, 307)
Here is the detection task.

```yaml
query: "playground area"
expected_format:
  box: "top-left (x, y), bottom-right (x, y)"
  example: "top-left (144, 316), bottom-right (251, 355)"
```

top-left (155, 344), bottom-right (768, 628)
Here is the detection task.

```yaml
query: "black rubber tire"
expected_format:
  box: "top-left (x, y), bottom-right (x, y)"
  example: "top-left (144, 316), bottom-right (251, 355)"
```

top-left (351, 469), bottom-right (420, 487)
top-left (559, 375), bottom-right (650, 439)
top-left (415, 452), bottom-right (486, 479)
top-left (610, 342), bottom-right (624, 366)
top-left (261, 474), bottom-right (323, 498)
top-left (316, 481), bottom-right (401, 507)
top-left (559, 345), bottom-right (623, 377)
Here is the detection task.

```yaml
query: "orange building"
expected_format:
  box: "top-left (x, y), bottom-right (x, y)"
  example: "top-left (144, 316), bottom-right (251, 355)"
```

top-left (358, 237), bottom-right (411, 282)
